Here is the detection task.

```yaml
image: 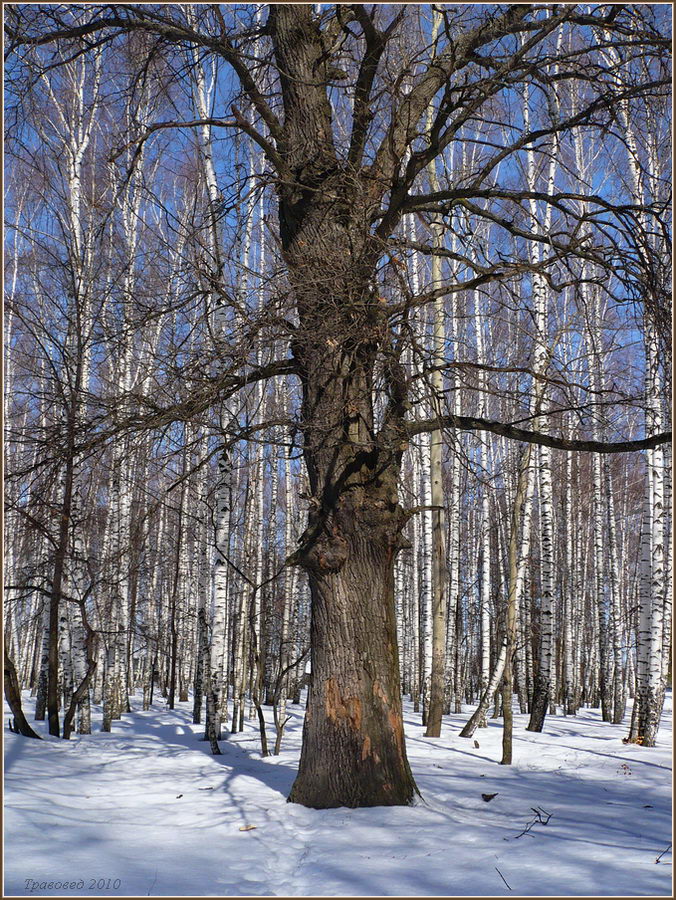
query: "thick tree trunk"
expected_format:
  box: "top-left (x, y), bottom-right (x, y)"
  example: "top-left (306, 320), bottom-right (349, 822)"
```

top-left (288, 504), bottom-right (417, 808)
top-left (282, 264), bottom-right (420, 807)
top-left (269, 2), bottom-right (432, 805)
top-left (281, 204), bottom-right (418, 805)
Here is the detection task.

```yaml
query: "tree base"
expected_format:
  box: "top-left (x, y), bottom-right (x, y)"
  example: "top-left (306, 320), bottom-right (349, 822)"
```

top-left (288, 776), bottom-right (418, 810)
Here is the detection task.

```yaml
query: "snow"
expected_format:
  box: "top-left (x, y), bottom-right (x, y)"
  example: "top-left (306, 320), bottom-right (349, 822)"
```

top-left (4, 692), bottom-right (672, 897)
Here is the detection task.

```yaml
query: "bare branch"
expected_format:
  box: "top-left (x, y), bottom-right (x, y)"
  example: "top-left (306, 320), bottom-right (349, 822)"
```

top-left (406, 414), bottom-right (671, 455)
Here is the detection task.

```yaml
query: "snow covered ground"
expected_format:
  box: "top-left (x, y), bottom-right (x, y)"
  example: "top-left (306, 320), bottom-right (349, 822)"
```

top-left (4, 691), bottom-right (672, 897)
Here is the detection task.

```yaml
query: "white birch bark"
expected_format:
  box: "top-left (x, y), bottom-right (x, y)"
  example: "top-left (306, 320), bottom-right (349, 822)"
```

top-left (473, 284), bottom-right (492, 726)
top-left (185, 23), bottom-right (241, 748)
top-left (604, 458), bottom-right (625, 723)
top-left (273, 413), bottom-right (297, 753)
top-left (33, 51), bottom-right (103, 730)
top-left (405, 208), bottom-right (432, 722)
top-left (522, 70), bottom-right (558, 732)
top-left (561, 444), bottom-right (575, 715)
top-left (423, 6), bottom-right (449, 736)
top-left (447, 286), bottom-right (462, 715)
top-left (605, 69), bottom-right (669, 743)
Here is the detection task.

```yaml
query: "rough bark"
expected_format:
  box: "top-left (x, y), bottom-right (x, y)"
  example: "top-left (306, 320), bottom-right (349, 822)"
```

top-left (288, 520), bottom-right (417, 808)
top-left (270, 5), bottom-right (419, 809)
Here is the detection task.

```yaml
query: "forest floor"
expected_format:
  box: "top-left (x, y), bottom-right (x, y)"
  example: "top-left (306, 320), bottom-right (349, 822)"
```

top-left (4, 690), bottom-right (672, 897)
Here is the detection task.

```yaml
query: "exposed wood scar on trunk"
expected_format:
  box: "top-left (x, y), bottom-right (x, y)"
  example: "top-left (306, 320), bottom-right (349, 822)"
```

top-left (325, 678), bottom-right (362, 730)
top-left (360, 735), bottom-right (381, 763)
top-left (388, 709), bottom-right (405, 758)
top-left (372, 679), bottom-right (388, 704)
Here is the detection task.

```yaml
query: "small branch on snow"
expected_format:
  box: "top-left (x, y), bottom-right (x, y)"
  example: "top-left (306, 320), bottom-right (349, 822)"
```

top-left (510, 807), bottom-right (553, 840)
top-left (147, 869), bottom-right (158, 897)
top-left (655, 843), bottom-right (671, 864)
top-left (495, 867), bottom-right (512, 891)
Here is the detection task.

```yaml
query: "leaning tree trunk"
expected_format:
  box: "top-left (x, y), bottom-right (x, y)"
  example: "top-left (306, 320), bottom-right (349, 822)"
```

top-left (5, 648), bottom-right (42, 739)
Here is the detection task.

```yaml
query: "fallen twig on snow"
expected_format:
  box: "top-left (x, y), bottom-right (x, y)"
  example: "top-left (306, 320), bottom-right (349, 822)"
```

top-left (511, 806), bottom-right (553, 839)
top-left (655, 843), bottom-right (671, 864)
top-left (495, 867), bottom-right (512, 890)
